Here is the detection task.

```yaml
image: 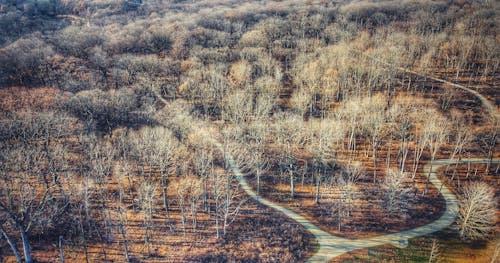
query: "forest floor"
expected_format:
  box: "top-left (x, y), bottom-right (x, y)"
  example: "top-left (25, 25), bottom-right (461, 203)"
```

top-left (1, 55), bottom-right (498, 263)
top-left (234, 62), bottom-right (500, 261)
top-left (1, 162), bottom-right (314, 263)
top-left (234, 151), bottom-right (499, 262)
top-left (334, 164), bottom-right (499, 263)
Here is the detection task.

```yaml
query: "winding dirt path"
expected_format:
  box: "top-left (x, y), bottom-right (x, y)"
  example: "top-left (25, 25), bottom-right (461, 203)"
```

top-left (224, 64), bottom-right (500, 260)
top-left (229, 60), bottom-right (499, 260)
top-left (152, 57), bottom-right (498, 262)
top-left (229, 157), bottom-right (500, 262)
top-left (366, 54), bottom-right (499, 120)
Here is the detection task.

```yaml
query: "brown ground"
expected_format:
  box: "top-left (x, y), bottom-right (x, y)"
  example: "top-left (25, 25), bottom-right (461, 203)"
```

top-left (0, 143), bottom-right (313, 263)
top-left (0, 86), bottom-right (71, 112)
top-left (1, 173), bottom-right (314, 263)
top-left (330, 233), bottom-right (499, 263)
top-left (247, 141), bottom-right (446, 238)
top-left (439, 163), bottom-right (500, 230)
top-left (335, 164), bottom-right (499, 263)
top-left (1, 67), bottom-right (497, 262)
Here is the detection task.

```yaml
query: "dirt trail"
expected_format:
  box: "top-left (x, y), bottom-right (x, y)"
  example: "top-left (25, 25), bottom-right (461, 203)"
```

top-left (152, 59), bottom-right (499, 262)
top-left (229, 157), bottom-right (500, 262)
top-left (367, 54), bottom-right (499, 120)
top-left (224, 61), bottom-right (500, 260)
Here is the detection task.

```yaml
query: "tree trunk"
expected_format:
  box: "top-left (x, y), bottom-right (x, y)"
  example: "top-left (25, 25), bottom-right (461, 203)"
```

top-left (180, 204), bottom-right (186, 235)
top-left (59, 236), bottom-right (65, 263)
top-left (223, 170), bottom-right (231, 236)
top-left (215, 204), bottom-right (220, 239)
top-left (203, 175), bottom-right (209, 212)
top-left (386, 137), bottom-right (392, 172)
top-left (0, 224), bottom-right (23, 263)
top-left (337, 206), bottom-right (342, 231)
top-left (412, 149), bottom-right (423, 180)
top-left (161, 172), bottom-right (174, 231)
top-left (18, 223), bottom-right (33, 263)
top-left (314, 170), bottom-right (321, 204)
top-left (290, 170), bottom-right (295, 198)
top-left (423, 159), bottom-right (434, 196)
top-left (119, 215), bottom-right (130, 262)
top-left (486, 143), bottom-right (494, 175)
top-left (191, 200), bottom-right (198, 231)
top-left (399, 138), bottom-right (409, 172)
top-left (223, 203), bottom-right (229, 236)
top-left (78, 215), bottom-right (89, 263)
top-left (256, 169), bottom-right (261, 194)
top-left (373, 142), bottom-right (377, 183)
top-left (143, 211), bottom-right (151, 257)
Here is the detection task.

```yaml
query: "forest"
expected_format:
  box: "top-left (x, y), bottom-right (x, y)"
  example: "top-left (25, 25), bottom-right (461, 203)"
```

top-left (0, 0), bottom-right (498, 262)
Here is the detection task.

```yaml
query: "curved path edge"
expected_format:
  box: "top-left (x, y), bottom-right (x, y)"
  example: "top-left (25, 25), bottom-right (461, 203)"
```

top-left (151, 55), bottom-right (498, 262)
top-left (228, 157), bottom-right (499, 262)
top-left (362, 52), bottom-right (499, 120)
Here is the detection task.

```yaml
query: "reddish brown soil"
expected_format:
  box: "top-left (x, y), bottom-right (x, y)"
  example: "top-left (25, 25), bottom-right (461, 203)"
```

top-left (439, 163), bottom-right (500, 229)
top-left (0, 86), bottom-right (71, 112)
top-left (1, 171), bottom-right (313, 263)
top-left (336, 164), bottom-right (499, 263)
top-left (244, 136), bottom-right (455, 238)
top-left (248, 169), bottom-right (444, 238)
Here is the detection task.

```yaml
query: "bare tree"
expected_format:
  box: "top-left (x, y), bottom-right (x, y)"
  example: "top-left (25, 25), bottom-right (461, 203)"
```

top-left (332, 174), bottom-right (349, 231)
top-left (175, 176), bottom-right (203, 234)
top-left (189, 128), bottom-right (216, 212)
top-left (116, 163), bottom-right (131, 263)
top-left (137, 181), bottom-right (157, 257)
top-left (222, 90), bottom-right (253, 124)
top-left (239, 29), bottom-right (268, 48)
top-left (411, 109), bottom-right (444, 180)
top-left (290, 88), bottom-right (312, 119)
top-left (382, 169), bottom-right (411, 217)
top-left (0, 112), bottom-right (74, 263)
top-left (0, 37), bottom-right (54, 86)
top-left (448, 111), bottom-right (473, 163)
top-left (154, 128), bottom-right (179, 228)
top-left (253, 91), bottom-right (277, 122)
top-left (0, 146), bottom-right (68, 263)
top-left (456, 181), bottom-right (496, 240)
top-left (229, 59), bottom-right (253, 87)
top-left (183, 65), bottom-right (230, 116)
top-left (218, 127), bottom-right (246, 236)
top-left (330, 164), bottom-right (363, 232)
top-left (155, 100), bottom-right (198, 141)
top-left (342, 162), bottom-right (365, 217)
top-left (335, 96), bottom-right (366, 157)
top-left (428, 239), bottom-right (441, 263)
top-left (308, 118), bottom-right (345, 203)
top-left (66, 88), bottom-right (138, 134)
top-left (423, 111), bottom-right (449, 196)
top-left (476, 124), bottom-right (498, 175)
top-left (245, 121), bottom-right (271, 194)
top-left (83, 135), bottom-right (114, 243)
top-left (272, 113), bottom-right (307, 198)
top-left (359, 94), bottom-right (387, 182)
top-left (388, 97), bottom-right (416, 172)
top-left (446, 111), bottom-right (473, 176)
top-left (209, 163), bottom-right (243, 239)
top-left (210, 168), bottom-right (224, 239)
top-left (74, 156), bottom-right (94, 263)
